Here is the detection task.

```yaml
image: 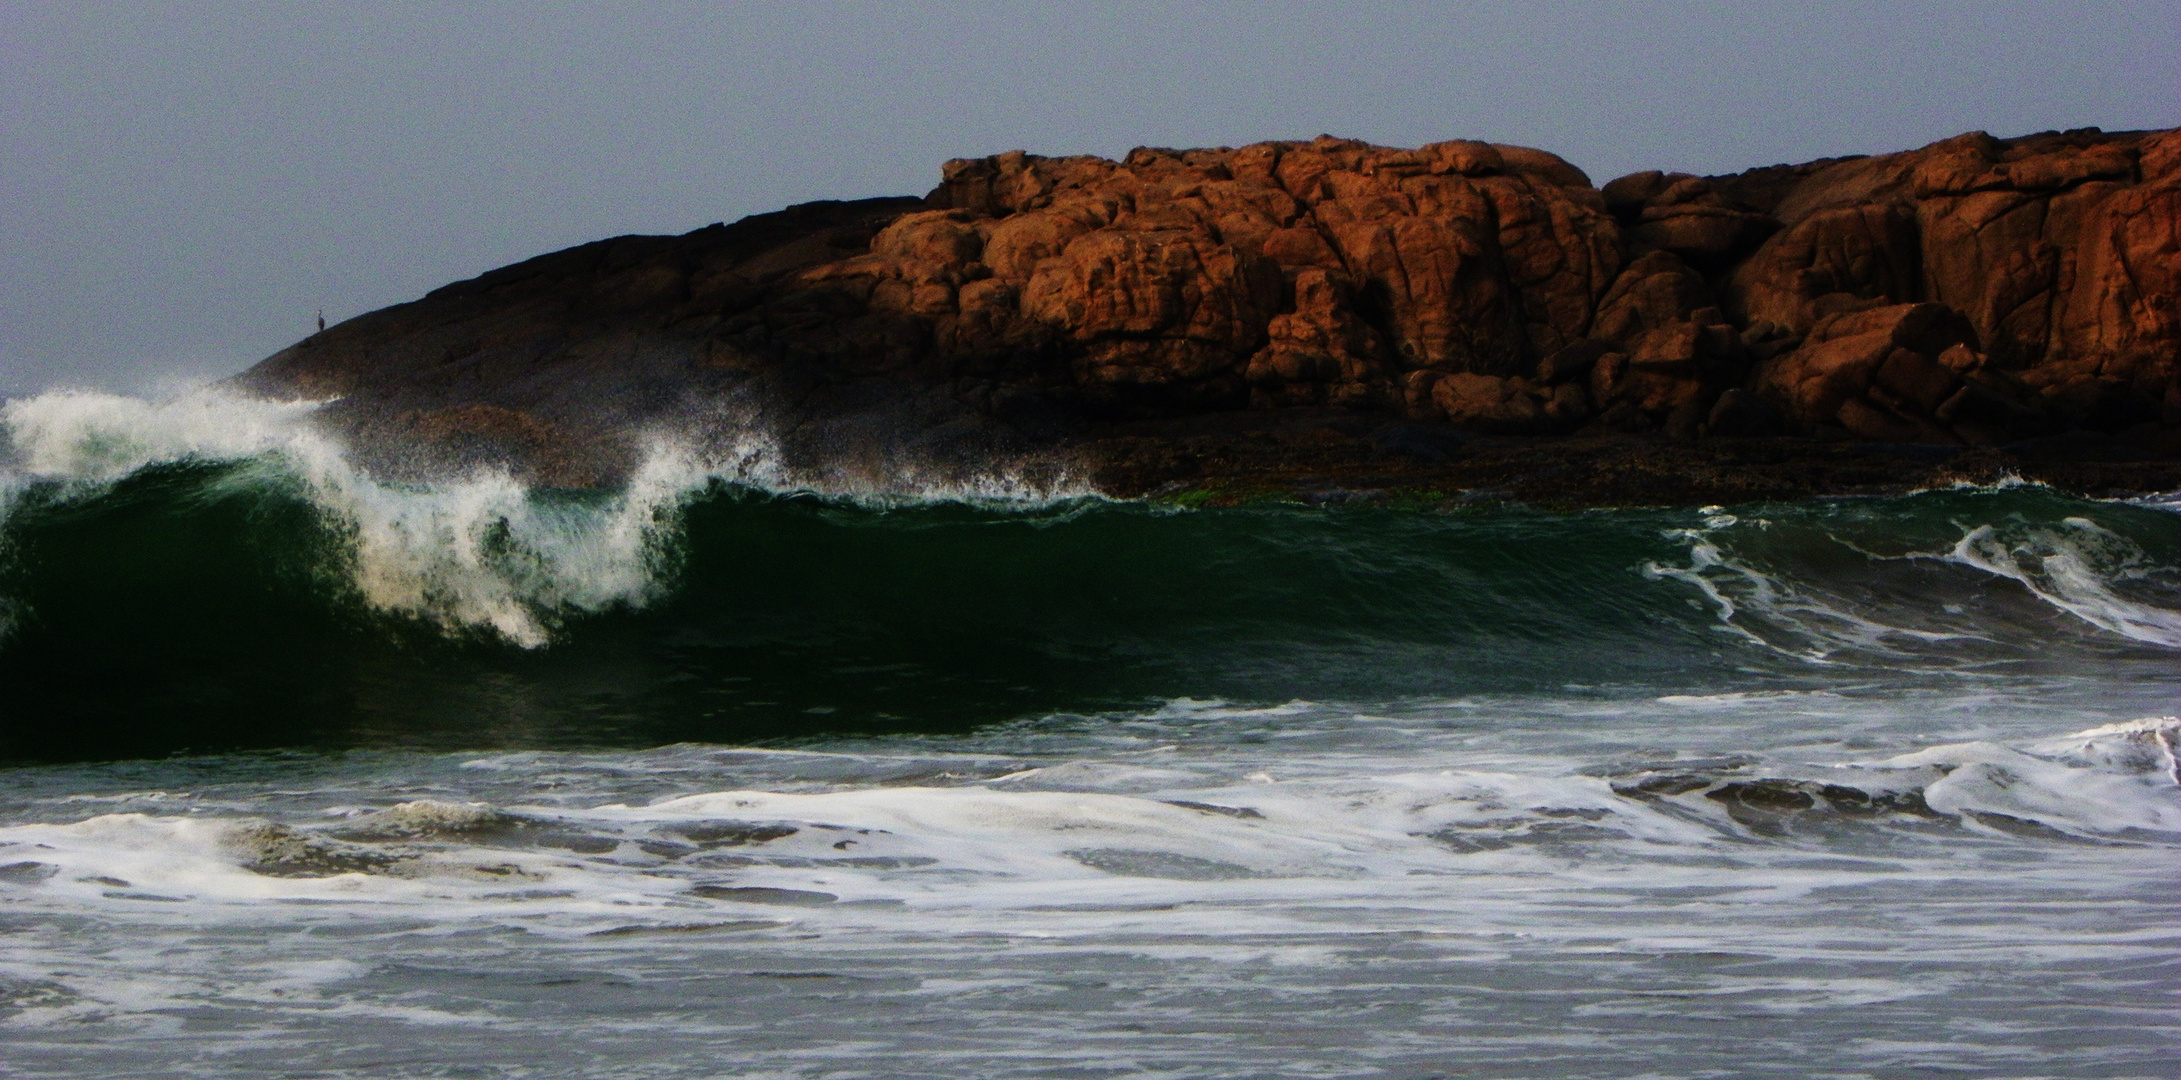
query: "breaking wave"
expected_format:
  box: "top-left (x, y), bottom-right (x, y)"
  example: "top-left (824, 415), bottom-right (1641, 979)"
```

top-left (0, 388), bottom-right (2175, 762)
top-left (0, 389), bottom-right (1088, 647)
top-left (1942, 516), bottom-right (2181, 647)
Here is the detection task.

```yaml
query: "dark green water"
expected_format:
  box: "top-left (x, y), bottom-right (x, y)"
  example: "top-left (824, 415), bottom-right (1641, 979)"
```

top-left (3, 454), bottom-right (2174, 761)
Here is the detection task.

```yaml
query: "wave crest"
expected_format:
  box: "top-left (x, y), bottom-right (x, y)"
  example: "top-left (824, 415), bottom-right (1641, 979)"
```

top-left (1943, 517), bottom-right (2181, 647)
top-left (0, 388), bottom-right (1090, 646)
top-left (1642, 495), bottom-right (2181, 664)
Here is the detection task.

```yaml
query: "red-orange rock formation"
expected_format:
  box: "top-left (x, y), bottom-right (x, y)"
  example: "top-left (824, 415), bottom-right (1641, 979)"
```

top-left (238, 127), bottom-right (2180, 493)
top-left (901, 138), bottom-right (1622, 418)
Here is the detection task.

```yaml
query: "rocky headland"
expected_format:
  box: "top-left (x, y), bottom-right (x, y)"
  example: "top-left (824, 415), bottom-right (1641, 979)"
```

top-left (235, 127), bottom-right (2181, 504)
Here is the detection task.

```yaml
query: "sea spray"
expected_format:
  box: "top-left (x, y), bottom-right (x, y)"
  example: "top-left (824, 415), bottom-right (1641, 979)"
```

top-left (0, 389), bottom-right (1094, 648)
top-left (306, 445), bottom-right (705, 647)
top-left (0, 388), bottom-right (328, 484)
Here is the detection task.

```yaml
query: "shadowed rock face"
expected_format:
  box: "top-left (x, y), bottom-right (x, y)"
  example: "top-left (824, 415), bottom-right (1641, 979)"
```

top-left (235, 128), bottom-right (2181, 494)
top-left (234, 196), bottom-right (937, 487)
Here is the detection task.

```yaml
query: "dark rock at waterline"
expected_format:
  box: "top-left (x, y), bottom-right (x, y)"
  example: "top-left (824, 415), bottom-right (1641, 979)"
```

top-left (233, 196), bottom-right (944, 488)
top-left (232, 127), bottom-right (2181, 501)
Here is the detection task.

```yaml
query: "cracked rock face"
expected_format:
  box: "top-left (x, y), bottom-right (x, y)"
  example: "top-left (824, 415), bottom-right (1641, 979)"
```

top-left (235, 128), bottom-right (2180, 490)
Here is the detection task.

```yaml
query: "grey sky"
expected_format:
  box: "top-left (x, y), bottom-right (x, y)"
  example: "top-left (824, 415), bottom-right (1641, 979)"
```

top-left (4, 2), bottom-right (2175, 398)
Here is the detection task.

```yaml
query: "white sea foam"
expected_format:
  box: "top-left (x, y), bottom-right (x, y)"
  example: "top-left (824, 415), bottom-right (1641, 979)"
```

top-left (2023, 715), bottom-right (2181, 778)
top-left (1644, 501), bottom-right (2181, 661)
top-left (0, 388), bottom-right (329, 483)
top-left (701, 423), bottom-right (1094, 508)
top-left (1870, 718), bottom-right (2181, 836)
top-left (2122, 488), bottom-right (2181, 514)
top-left (1938, 517), bottom-right (2181, 647)
top-left (3, 702), bottom-right (2174, 1073)
top-left (2, 711), bottom-right (2167, 944)
top-left (1643, 518), bottom-right (1978, 663)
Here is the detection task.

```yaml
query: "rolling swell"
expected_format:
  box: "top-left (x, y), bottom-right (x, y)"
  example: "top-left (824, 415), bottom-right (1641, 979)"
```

top-left (2, 393), bottom-right (2177, 763)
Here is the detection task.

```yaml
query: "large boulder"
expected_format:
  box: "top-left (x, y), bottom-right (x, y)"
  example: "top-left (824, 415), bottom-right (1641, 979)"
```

top-left (1749, 301), bottom-right (2055, 444)
top-left (923, 137), bottom-right (1624, 413)
top-left (1728, 127), bottom-right (2178, 435)
top-left (1604, 171), bottom-right (1780, 273)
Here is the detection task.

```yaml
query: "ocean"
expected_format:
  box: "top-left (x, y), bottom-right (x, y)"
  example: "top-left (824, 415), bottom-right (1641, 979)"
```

top-left (1, 390), bottom-right (2175, 1079)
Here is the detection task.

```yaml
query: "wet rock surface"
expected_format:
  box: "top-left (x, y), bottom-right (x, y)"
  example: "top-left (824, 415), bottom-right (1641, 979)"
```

top-left (233, 128), bottom-right (2181, 502)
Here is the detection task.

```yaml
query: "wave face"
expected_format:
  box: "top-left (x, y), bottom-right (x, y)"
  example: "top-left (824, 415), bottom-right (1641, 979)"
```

top-left (2, 389), bottom-right (2177, 762)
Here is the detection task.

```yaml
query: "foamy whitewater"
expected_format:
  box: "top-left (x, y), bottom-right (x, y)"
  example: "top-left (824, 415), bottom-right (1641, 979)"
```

top-left (1, 390), bottom-right (2176, 1078)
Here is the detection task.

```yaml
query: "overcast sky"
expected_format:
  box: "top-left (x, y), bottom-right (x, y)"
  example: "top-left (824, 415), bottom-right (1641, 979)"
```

top-left (4, 2), bottom-right (2176, 398)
